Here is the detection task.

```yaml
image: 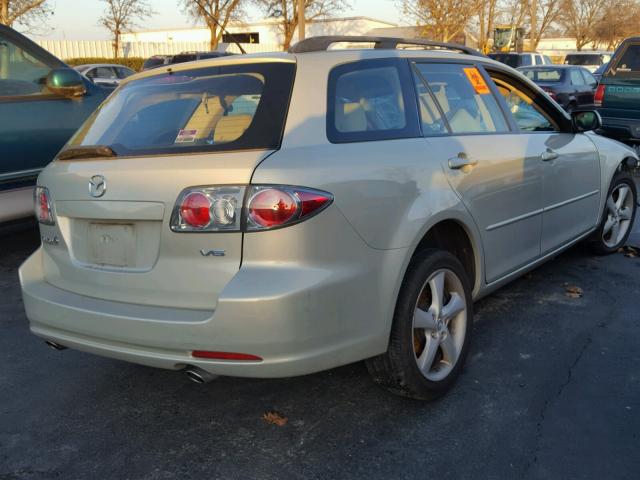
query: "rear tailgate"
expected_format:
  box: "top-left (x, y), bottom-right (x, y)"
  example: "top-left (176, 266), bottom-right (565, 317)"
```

top-left (39, 151), bottom-right (272, 311)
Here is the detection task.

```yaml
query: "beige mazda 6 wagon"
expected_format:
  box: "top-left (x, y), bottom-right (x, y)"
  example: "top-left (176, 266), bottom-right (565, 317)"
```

top-left (20, 37), bottom-right (638, 399)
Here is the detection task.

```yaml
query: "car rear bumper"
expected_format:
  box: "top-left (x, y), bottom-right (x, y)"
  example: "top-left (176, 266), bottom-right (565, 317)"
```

top-left (20, 242), bottom-right (402, 378)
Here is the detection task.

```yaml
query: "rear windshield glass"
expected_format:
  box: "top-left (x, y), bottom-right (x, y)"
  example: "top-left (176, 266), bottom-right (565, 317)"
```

top-left (565, 54), bottom-right (603, 66)
top-left (142, 57), bottom-right (166, 69)
top-left (489, 54), bottom-right (520, 68)
top-left (521, 68), bottom-right (565, 82)
top-left (614, 45), bottom-right (640, 72)
top-left (66, 62), bottom-right (296, 157)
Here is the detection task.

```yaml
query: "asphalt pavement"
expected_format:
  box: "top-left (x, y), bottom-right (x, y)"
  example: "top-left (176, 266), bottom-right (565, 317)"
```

top-left (1, 219), bottom-right (639, 480)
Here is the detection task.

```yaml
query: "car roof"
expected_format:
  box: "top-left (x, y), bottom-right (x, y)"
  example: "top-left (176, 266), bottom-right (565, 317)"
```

top-left (74, 63), bottom-right (133, 69)
top-left (519, 64), bottom-right (575, 69)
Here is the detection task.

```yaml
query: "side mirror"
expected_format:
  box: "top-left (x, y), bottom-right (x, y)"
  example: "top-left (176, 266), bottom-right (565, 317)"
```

top-left (572, 110), bottom-right (602, 132)
top-left (46, 68), bottom-right (86, 98)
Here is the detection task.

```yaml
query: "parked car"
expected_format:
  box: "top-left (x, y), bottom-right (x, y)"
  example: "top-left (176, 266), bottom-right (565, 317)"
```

top-left (488, 52), bottom-right (552, 68)
top-left (168, 51), bottom-right (235, 65)
top-left (0, 24), bottom-right (107, 224)
top-left (74, 64), bottom-right (136, 88)
top-left (593, 62), bottom-right (609, 82)
top-left (142, 54), bottom-right (172, 71)
top-left (21, 37), bottom-right (638, 400)
top-left (564, 52), bottom-right (612, 73)
top-left (596, 37), bottom-right (640, 145)
top-left (518, 65), bottom-right (597, 112)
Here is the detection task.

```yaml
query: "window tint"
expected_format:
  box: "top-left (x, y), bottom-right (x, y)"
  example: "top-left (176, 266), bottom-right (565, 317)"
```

top-left (489, 54), bottom-right (519, 68)
top-left (67, 62), bottom-right (296, 157)
top-left (570, 69), bottom-right (585, 86)
top-left (521, 55), bottom-right (532, 66)
top-left (0, 35), bottom-right (51, 97)
top-left (493, 77), bottom-right (558, 132)
top-left (93, 67), bottom-right (116, 79)
top-left (521, 68), bottom-right (564, 82)
top-left (614, 45), bottom-right (640, 72)
top-left (327, 58), bottom-right (419, 143)
top-left (414, 63), bottom-right (508, 134)
top-left (535, 55), bottom-right (543, 65)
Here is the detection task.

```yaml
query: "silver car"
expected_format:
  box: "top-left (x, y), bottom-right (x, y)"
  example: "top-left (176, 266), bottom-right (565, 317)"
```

top-left (20, 37), bottom-right (638, 399)
top-left (74, 63), bottom-right (136, 88)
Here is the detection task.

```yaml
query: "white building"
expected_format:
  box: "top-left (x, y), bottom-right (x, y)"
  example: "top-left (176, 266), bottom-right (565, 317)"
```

top-left (121, 16), bottom-right (398, 50)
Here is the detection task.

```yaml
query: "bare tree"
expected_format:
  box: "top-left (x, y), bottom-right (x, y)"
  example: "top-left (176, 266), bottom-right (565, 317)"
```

top-left (401, 0), bottom-right (480, 43)
top-left (559, 0), bottom-right (606, 50)
top-left (256, 0), bottom-right (350, 51)
top-left (181, 0), bottom-right (246, 50)
top-left (592, 0), bottom-right (640, 49)
top-left (526, 0), bottom-right (561, 50)
top-left (0, 0), bottom-right (52, 31)
top-left (477, 0), bottom-right (501, 53)
top-left (99, 0), bottom-right (154, 58)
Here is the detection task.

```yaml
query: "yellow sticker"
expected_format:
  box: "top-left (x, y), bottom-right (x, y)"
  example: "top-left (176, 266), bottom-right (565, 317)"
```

top-left (463, 67), bottom-right (491, 95)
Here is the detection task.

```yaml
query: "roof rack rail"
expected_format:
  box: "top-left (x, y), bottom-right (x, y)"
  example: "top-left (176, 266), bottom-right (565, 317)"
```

top-left (288, 36), bottom-right (485, 57)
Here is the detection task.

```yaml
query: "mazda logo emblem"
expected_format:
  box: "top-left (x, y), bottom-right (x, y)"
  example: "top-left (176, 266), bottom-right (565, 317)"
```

top-left (89, 175), bottom-right (107, 198)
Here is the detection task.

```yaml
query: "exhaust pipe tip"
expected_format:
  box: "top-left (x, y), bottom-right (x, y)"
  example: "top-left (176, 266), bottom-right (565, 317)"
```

top-left (184, 366), bottom-right (218, 384)
top-left (45, 340), bottom-right (67, 351)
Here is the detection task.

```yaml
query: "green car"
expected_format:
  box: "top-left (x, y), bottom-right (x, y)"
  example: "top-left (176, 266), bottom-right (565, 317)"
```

top-left (0, 24), bottom-right (107, 224)
top-left (596, 37), bottom-right (640, 146)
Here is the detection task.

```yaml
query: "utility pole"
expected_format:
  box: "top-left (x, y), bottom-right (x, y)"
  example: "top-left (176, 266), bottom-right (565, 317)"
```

top-left (297, 0), bottom-right (305, 42)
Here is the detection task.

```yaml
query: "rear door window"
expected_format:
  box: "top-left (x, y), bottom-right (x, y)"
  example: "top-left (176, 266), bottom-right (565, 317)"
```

top-left (570, 69), bottom-right (585, 86)
top-left (327, 58), bottom-right (420, 143)
top-left (66, 62), bottom-right (296, 156)
top-left (413, 63), bottom-right (508, 134)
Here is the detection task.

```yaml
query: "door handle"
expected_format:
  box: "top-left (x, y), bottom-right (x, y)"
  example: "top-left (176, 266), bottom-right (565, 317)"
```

top-left (540, 149), bottom-right (559, 162)
top-left (448, 153), bottom-right (478, 170)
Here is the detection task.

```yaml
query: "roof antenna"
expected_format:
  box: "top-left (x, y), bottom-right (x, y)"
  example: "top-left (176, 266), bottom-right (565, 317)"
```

top-left (191, 0), bottom-right (247, 55)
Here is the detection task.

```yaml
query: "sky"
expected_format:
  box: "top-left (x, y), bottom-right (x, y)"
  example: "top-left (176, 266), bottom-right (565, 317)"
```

top-left (24, 0), bottom-right (404, 40)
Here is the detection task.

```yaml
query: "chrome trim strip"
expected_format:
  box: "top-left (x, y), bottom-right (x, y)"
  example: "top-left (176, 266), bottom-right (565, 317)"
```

top-left (543, 190), bottom-right (600, 213)
top-left (0, 168), bottom-right (43, 182)
top-left (485, 189), bottom-right (600, 232)
top-left (486, 208), bottom-right (544, 231)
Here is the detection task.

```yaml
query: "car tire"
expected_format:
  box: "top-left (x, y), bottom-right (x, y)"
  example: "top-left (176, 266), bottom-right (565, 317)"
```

top-left (591, 171), bottom-right (637, 254)
top-left (366, 249), bottom-right (473, 400)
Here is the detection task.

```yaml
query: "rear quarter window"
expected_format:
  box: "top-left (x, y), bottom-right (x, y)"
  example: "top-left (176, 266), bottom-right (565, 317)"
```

top-left (327, 58), bottom-right (420, 143)
top-left (613, 44), bottom-right (640, 73)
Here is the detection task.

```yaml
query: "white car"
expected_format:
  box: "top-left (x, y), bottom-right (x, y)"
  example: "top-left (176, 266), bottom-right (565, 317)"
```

top-left (74, 64), bottom-right (136, 88)
top-left (20, 36), bottom-right (638, 399)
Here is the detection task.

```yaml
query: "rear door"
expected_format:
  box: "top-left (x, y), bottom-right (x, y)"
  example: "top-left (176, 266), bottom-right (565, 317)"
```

top-left (487, 68), bottom-right (600, 254)
top-left (412, 61), bottom-right (544, 283)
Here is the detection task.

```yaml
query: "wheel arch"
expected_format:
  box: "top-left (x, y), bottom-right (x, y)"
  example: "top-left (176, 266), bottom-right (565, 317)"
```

top-left (408, 216), bottom-right (483, 296)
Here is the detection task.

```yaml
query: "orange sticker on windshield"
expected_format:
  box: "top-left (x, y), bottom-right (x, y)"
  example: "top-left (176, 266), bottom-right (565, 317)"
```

top-left (463, 67), bottom-right (491, 95)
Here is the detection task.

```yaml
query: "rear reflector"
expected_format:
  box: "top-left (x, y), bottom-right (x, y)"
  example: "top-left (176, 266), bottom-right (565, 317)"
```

top-left (192, 351), bottom-right (263, 361)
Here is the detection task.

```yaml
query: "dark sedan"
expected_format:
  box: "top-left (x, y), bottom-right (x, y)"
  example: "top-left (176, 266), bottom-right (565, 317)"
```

top-left (518, 65), bottom-right (598, 112)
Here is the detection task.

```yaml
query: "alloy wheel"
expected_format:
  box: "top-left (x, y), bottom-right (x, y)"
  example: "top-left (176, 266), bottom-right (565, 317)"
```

top-left (603, 183), bottom-right (634, 248)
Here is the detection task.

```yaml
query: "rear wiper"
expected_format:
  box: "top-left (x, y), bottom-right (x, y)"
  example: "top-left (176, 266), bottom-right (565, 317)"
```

top-left (57, 145), bottom-right (117, 161)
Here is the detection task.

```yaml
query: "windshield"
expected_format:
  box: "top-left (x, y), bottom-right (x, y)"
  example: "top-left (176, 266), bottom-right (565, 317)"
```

top-left (489, 54), bottom-right (520, 68)
top-left (65, 62), bottom-right (295, 157)
top-left (521, 68), bottom-right (565, 83)
top-left (565, 54), bottom-right (605, 66)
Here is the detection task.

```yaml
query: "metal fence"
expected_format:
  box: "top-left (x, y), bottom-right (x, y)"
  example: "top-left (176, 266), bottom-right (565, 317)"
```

top-left (34, 39), bottom-right (282, 59)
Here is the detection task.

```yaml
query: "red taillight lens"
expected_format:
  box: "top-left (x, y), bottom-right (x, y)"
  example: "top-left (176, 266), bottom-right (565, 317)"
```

top-left (594, 84), bottom-right (605, 107)
top-left (180, 192), bottom-right (212, 228)
top-left (248, 188), bottom-right (298, 228)
top-left (542, 88), bottom-right (557, 100)
top-left (192, 351), bottom-right (263, 361)
top-left (34, 186), bottom-right (55, 225)
top-left (171, 185), bottom-right (333, 232)
top-left (246, 186), bottom-right (333, 231)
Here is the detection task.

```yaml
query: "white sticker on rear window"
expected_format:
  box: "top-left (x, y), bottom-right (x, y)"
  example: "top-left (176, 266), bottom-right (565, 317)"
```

top-left (175, 129), bottom-right (198, 143)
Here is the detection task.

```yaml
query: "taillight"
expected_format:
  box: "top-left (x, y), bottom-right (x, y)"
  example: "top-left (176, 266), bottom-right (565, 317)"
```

top-left (171, 186), bottom-right (244, 232)
top-left (542, 88), bottom-right (557, 100)
top-left (594, 84), bottom-right (605, 107)
top-left (246, 186), bottom-right (333, 231)
top-left (34, 186), bottom-right (55, 225)
top-left (170, 185), bottom-right (333, 232)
